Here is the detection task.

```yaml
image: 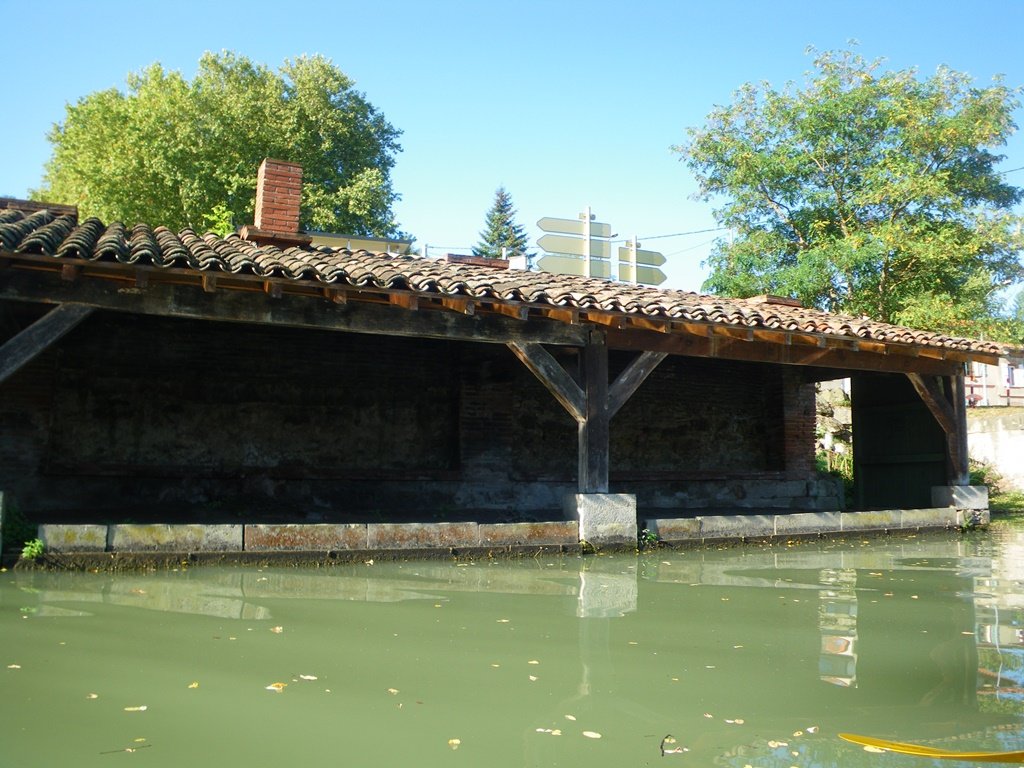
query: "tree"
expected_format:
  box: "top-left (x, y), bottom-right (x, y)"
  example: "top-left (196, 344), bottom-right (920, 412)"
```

top-left (35, 52), bottom-right (404, 237)
top-left (473, 187), bottom-right (530, 258)
top-left (676, 48), bottom-right (1024, 338)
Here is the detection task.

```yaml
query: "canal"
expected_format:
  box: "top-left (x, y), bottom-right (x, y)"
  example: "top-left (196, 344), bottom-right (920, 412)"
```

top-left (4, 523), bottom-right (1024, 767)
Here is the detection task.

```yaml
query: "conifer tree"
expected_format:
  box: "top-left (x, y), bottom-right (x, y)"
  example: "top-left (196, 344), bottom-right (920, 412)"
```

top-left (473, 187), bottom-right (530, 258)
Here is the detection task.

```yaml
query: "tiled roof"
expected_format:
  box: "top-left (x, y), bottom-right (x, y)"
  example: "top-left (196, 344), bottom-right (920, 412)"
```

top-left (0, 207), bottom-right (1013, 359)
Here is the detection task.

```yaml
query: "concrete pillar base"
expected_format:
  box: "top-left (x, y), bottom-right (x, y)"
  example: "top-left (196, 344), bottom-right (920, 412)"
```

top-left (931, 485), bottom-right (989, 509)
top-left (563, 493), bottom-right (637, 549)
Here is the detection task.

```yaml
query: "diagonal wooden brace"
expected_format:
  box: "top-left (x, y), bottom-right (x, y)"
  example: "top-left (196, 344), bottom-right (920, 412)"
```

top-left (0, 303), bottom-right (94, 385)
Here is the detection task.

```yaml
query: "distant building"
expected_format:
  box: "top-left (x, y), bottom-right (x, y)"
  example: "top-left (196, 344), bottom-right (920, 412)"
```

top-left (967, 358), bottom-right (1024, 407)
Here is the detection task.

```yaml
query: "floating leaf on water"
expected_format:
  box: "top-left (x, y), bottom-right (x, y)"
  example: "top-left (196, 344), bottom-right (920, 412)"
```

top-left (582, 731), bottom-right (602, 739)
top-left (806, 726), bottom-right (818, 734)
top-left (123, 705), bottom-right (148, 712)
top-left (387, 688), bottom-right (399, 695)
top-left (299, 675), bottom-right (317, 681)
top-left (188, 681), bottom-right (199, 689)
top-left (497, 619), bottom-right (510, 623)
top-left (793, 730), bottom-right (803, 737)
top-left (528, 660), bottom-right (540, 665)
top-left (550, 729), bottom-right (561, 736)
top-left (528, 675), bottom-right (538, 681)
top-left (564, 715), bottom-right (576, 721)
top-left (448, 738), bottom-right (461, 750)
top-left (704, 713), bottom-right (714, 718)
top-left (133, 738), bottom-right (146, 743)
top-left (767, 740), bottom-right (788, 748)
top-left (270, 626), bottom-right (284, 634)
top-left (863, 746), bottom-right (886, 754)
top-left (7, 664), bottom-right (21, 669)
top-left (490, 664), bottom-right (500, 668)
top-left (265, 683), bottom-right (287, 693)
top-left (364, 559), bottom-right (374, 566)
top-left (86, 693), bottom-right (99, 699)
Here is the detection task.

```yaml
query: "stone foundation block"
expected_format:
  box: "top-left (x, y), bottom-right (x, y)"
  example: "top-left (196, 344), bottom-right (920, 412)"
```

top-left (479, 522), bottom-right (577, 547)
top-left (40, 524), bottom-right (109, 552)
top-left (109, 524), bottom-right (242, 551)
top-left (775, 511), bottom-right (841, 536)
top-left (367, 522), bottom-right (480, 549)
top-left (645, 517), bottom-right (701, 542)
top-left (701, 514), bottom-right (774, 540)
top-left (901, 508), bottom-right (959, 529)
top-left (244, 524), bottom-right (368, 551)
top-left (840, 510), bottom-right (900, 532)
top-left (932, 485), bottom-right (989, 509)
top-left (564, 493), bottom-right (637, 548)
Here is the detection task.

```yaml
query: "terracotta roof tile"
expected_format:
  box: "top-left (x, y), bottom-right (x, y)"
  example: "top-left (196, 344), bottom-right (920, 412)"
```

top-left (0, 206), bottom-right (1014, 358)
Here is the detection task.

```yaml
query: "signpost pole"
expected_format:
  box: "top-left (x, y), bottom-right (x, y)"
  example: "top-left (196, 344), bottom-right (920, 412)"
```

top-left (630, 235), bottom-right (639, 285)
top-left (582, 206), bottom-right (592, 278)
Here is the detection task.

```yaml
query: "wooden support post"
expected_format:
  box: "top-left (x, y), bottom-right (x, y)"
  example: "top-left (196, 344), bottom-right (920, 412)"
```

top-left (509, 338), bottom-right (666, 495)
top-left (949, 371), bottom-right (969, 485)
top-left (579, 331), bottom-right (609, 493)
top-left (0, 303), bottom-right (94, 385)
top-left (907, 372), bottom-right (970, 485)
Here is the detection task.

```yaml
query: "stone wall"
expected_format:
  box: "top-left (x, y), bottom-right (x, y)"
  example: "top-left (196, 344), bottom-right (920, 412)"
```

top-left (0, 311), bottom-right (837, 523)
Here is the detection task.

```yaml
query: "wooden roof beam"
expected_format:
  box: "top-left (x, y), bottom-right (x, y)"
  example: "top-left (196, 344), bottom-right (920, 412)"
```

top-left (0, 268), bottom-right (590, 347)
top-left (606, 327), bottom-right (961, 376)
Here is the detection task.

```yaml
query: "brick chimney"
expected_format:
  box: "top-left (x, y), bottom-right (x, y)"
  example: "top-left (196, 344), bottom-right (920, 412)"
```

top-left (238, 158), bottom-right (312, 247)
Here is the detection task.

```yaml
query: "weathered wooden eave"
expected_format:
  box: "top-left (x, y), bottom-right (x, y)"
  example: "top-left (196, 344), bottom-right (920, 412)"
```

top-left (0, 250), bottom-right (1002, 376)
top-left (0, 258), bottom-right (589, 347)
top-left (605, 326), bottom-right (970, 377)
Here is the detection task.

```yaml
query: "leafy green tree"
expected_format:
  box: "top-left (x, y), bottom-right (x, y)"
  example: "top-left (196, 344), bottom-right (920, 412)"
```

top-left (473, 187), bottom-right (530, 258)
top-left (35, 52), bottom-right (404, 237)
top-left (676, 48), bottom-right (1024, 338)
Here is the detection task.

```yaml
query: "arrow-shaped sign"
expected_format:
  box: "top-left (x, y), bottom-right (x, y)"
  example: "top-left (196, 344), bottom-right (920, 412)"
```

top-left (618, 263), bottom-right (666, 285)
top-left (617, 246), bottom-right (666, 267)
top-left (537, 216), bottom-right (613, 239)
top-left (537, 254), bottom-right (612, 278)
top-left (538, 234), bottom-right (612, 260)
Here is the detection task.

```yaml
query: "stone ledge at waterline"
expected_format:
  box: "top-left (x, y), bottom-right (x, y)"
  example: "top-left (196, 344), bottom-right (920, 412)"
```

top-left (34, 507), bottom-right (985, 558)
top-left (39, 521), bottom-right (582, 554)
top-left (646, 507), bottom-right (982, 542)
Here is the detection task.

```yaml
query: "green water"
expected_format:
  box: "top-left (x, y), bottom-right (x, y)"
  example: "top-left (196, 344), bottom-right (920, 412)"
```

top-left (4, 526), bottom-right (1024, 767)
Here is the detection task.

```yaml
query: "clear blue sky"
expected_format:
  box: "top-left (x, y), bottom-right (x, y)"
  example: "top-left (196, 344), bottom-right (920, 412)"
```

top-left (2, 0), bottom-right (1023, 293)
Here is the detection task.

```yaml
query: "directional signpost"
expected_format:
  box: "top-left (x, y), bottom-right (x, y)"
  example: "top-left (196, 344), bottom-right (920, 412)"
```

top-left (618, 238), bottom-right (666, 285)
top-left (536, 207), bottom-right (614, 279)
top-left (536, 212), bottom-right (667, 286)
